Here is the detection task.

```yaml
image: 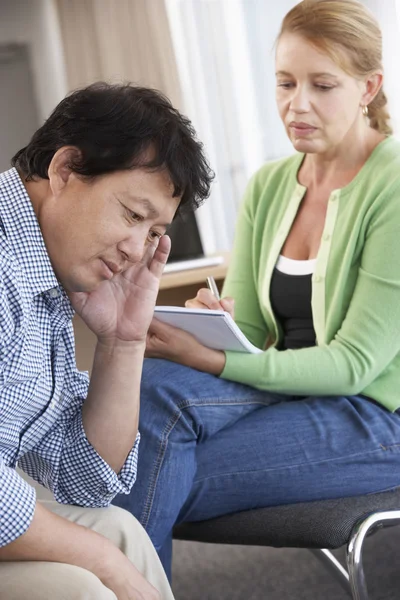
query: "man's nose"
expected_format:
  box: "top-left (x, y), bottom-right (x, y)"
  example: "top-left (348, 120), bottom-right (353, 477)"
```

top-left (118, 230), bottom-right (148, 264)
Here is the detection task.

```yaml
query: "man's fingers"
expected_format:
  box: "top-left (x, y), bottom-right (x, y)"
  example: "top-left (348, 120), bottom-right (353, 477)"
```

top-left (148, 235), bottom-right (171, 279)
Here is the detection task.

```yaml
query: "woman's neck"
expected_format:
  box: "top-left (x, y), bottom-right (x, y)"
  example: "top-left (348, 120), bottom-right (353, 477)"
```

top-left (298, 128), bottom-right (386, 190)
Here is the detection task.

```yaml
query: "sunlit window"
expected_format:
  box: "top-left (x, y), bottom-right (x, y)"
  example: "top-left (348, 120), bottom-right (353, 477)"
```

top-left (166, 0), bottom-right (400, 254)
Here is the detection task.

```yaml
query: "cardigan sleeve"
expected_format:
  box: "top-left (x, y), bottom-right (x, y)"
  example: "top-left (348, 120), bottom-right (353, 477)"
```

top-left (221, 183), bottom-right (400, 398)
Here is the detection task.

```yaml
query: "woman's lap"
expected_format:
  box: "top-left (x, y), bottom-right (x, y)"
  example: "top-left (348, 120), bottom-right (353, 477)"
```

top-left (179, 393), bottom-right (400, 522)
top-left (113, 358), bottom-right (400, 569)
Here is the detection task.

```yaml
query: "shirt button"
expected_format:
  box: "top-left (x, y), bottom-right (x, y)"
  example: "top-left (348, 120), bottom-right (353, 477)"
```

top-left (50, 399), bottom-right (56, 409)
top-left (314, 275), bottom-right (324, 283)
top-left (330, 195), bottom-right (337, 202)
top-left (49, 288), bottom-right (59, 298)
top-left (322, 233), bottom-right (331, 241)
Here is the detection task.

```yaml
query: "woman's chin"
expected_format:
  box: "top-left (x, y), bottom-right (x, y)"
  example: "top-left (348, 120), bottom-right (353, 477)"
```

top-left (290, 136), bottom-right (322, 154)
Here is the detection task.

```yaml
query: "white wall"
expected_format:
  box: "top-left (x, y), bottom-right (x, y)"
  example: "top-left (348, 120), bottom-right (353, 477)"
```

top-left (0, 0), bottom-right (67, 122)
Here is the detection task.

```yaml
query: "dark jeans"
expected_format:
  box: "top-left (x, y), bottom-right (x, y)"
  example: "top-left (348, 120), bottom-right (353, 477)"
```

top-left (113, 358), bottom-right (400, 578)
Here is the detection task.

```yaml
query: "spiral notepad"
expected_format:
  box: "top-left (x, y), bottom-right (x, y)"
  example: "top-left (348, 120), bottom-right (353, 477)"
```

top-left (153, 306), bottom-right (262, 354)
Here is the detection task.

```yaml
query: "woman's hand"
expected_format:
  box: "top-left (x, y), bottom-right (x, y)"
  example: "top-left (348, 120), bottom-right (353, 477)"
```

top-left (185, 287), bottom-right (235, 318)
top-left (146, 318), bottom-right (226, 375)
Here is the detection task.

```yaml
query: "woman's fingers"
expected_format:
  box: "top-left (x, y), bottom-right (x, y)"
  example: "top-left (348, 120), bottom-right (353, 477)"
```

top-left (185, 289), bottom-right (234, 316)
top-left (185, 287), bottom-right (224, 310)
top-left (220, 296), bottom-right (235, 318)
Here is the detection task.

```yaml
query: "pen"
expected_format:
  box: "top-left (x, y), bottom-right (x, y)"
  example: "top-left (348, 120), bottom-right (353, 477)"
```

top-left (206, 276), bottom-right (221, 301)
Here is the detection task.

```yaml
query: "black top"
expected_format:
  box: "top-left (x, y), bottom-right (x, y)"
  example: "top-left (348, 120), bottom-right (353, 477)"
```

top-left (270, 268), bottom-right (316, 350)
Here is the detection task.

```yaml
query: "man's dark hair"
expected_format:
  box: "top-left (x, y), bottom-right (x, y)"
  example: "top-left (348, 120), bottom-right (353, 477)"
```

top-left (12, 82), bottom-right (214, 211)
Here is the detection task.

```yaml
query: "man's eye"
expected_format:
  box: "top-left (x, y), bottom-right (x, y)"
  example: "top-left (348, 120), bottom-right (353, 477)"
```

top-left (277, 82), bottom-right (294, 89)
top-left (129, 211), bottom-right (143, 222)
top-left (148, 230), bottom-right (162, 241)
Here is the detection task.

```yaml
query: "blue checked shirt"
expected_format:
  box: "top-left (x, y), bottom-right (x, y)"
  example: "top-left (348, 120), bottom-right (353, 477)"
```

top-left (0, 168), bottom-right (140, 547)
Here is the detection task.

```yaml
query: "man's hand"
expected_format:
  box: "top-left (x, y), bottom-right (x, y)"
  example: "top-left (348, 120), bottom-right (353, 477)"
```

top-left (69, 235), bottom-right (171, 345)
top-left (93, 549), bottom-right (161, 600)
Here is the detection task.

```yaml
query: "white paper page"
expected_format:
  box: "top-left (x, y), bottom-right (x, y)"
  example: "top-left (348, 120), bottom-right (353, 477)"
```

top-left (153, 307), bottom-right (262, 354)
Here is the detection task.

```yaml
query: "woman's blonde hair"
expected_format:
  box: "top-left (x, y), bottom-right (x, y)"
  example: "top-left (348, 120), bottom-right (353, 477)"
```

top-left (278, 0), bottom-right (392, 135)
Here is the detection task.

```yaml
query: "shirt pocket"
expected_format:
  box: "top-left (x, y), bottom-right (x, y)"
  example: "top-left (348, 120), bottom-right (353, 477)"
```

top-left (1, 323), bottom-right (44, 385)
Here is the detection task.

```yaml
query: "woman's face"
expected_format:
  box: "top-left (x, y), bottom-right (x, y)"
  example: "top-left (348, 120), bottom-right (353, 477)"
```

top-left (275, 33), bottom-right (367, 155)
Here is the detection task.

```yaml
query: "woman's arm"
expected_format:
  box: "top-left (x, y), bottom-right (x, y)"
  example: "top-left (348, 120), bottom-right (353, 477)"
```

top-left (222, 197), bottom-right (400, 398)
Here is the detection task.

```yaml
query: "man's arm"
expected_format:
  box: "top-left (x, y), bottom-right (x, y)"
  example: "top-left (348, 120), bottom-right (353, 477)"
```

top-left (68, 235), bottom-right (170, 477)
top-left (0, 502), bottom-right (161, 599)
top-left (0, 464), bottom-right (156, 597)
top-left (82, 340), bottom-right (145, 473)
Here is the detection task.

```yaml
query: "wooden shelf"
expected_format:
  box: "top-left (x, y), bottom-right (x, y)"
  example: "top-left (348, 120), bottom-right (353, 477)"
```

top-left (159, 252), bottom-right (230, 290)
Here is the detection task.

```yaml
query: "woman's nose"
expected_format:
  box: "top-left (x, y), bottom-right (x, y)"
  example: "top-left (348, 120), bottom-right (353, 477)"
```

top-left (289, 85), bottom-right (310, 112)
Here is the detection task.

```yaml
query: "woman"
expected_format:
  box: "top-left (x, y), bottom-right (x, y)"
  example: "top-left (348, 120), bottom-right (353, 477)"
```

top-left (114, 0), bottom-right (400, 578)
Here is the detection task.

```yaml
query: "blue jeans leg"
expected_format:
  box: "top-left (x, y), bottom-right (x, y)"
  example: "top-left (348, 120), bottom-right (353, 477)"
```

top-left (113, 359), bottom-right (400, 577)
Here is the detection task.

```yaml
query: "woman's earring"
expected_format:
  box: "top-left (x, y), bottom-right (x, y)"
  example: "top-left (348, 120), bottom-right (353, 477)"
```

top-left (362, 105), bottom-right (369, 117)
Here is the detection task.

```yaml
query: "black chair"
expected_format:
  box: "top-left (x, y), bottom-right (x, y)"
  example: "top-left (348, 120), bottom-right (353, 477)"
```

top-left (174, 487), bottom-right (400, 599)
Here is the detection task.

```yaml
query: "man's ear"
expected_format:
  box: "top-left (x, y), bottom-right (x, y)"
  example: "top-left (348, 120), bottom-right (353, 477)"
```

top-left (361, 72), bottom-right (383, 107)
top-left (47, 146), bottom-right (82, 196)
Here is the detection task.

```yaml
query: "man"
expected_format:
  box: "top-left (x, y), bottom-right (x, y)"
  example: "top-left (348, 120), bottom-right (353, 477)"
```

top-left (0, 82), bottom-right (213, 599)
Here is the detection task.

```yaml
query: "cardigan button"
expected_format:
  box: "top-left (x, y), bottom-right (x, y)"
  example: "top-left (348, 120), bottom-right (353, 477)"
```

top-left (322, 233), bottom-right (331, 241)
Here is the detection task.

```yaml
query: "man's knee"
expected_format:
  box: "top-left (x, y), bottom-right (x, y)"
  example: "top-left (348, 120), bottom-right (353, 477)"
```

top-left (86, 504), bottom-right (151, 550)
top-left (0, 561), bottom-right (116, 600)
top-left (53, 564), bottom-right (117, 600)
top-left (100, 504), bottom-right (141, 535)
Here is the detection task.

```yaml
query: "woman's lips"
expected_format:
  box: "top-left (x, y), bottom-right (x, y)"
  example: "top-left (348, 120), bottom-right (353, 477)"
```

top-left (289, 122), bottom-right (317, 136)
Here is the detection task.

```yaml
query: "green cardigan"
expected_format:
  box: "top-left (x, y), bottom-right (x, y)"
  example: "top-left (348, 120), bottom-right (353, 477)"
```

top-left (221, 136), bottom-right (400, 412)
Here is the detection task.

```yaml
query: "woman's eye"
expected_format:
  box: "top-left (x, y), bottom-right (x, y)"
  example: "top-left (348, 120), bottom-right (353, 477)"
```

top-left (277, 82), bottom-right (294, 89)
top-left (315, 84), bottom-right (334, 91)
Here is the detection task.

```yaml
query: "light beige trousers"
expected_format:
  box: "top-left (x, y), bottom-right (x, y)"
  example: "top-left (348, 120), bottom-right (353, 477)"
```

top-left (0, 500), bottom-right (175, 600)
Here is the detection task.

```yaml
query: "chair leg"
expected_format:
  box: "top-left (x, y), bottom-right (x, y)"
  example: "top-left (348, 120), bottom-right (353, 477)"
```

top-left (347, 510), bottom-right (400, 600)
top-left (308, 548), bottom-right (352, 597)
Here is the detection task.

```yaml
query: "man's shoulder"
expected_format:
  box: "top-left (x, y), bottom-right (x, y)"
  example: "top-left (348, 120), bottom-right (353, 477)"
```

top-left (0, 230), bottom-right (22, 282)
top-left (0, 233), bottom-right (27, 336)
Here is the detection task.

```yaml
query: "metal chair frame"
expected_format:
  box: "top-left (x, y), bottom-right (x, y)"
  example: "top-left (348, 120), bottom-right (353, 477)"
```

top-left (176, 508), bottom-right (400, 599)
top-left (291, 509), bottom-right (400, 599)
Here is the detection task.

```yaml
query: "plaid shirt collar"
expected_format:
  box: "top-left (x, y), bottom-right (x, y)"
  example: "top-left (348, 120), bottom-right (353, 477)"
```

top-left (0, 168), bottom-right (61, 298)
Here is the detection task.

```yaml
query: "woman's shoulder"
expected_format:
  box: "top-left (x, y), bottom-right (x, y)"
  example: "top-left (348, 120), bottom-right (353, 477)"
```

top-left (252, 153), bottom-right (301, 185)
top-left (367, 136), bottom-right (400, 185)
top-left (243, 153), bottom-right (301, 205)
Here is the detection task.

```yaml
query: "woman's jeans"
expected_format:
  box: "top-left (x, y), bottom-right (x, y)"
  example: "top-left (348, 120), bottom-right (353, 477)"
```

top-left (113, 358), bottom-right (400, 578)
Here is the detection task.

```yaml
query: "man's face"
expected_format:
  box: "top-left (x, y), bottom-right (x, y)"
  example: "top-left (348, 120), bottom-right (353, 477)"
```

top-left (41, 167), bottom-right (180, 292)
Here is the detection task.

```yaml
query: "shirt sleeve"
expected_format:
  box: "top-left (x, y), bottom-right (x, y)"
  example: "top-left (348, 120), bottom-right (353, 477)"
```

top-left (221, 182), bottom-right (400, 399)
top-left (0, 457), bottom-right (36, 547)
top-left (18, 367), bottom-right (140, 507)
